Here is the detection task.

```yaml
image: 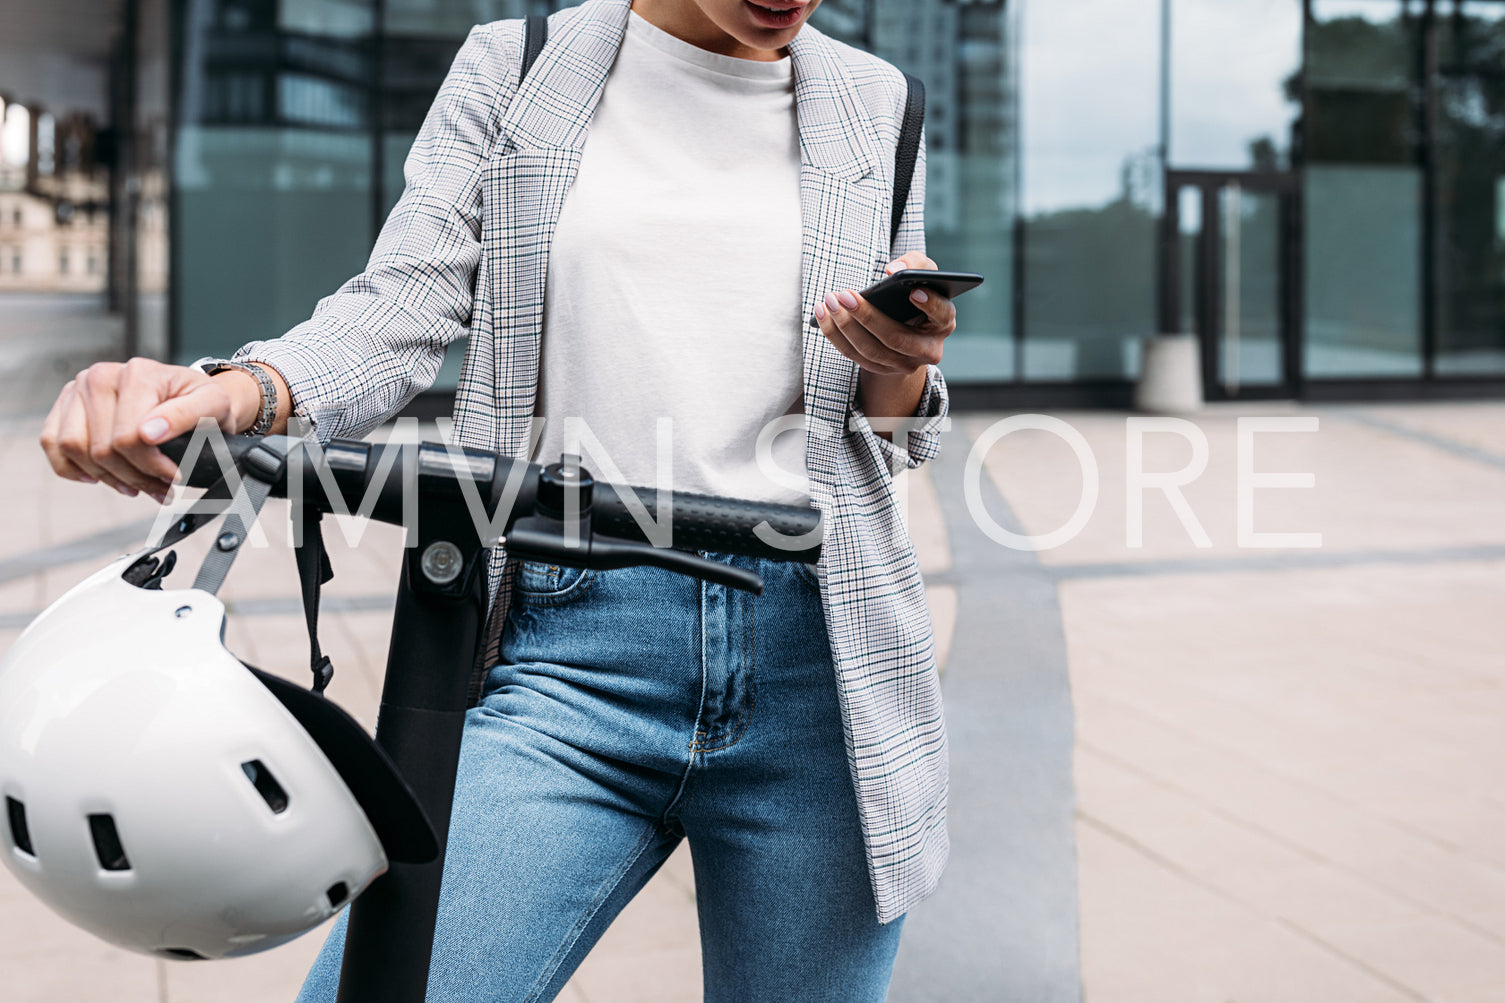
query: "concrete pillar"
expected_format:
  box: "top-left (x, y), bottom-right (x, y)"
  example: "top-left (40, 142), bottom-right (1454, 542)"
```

top-left (1135, 334), bottom-right (1202, 413)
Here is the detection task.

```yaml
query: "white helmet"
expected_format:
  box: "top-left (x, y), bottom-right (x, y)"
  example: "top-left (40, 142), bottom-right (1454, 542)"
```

top-left (0, 542), bottom-right (435, 960)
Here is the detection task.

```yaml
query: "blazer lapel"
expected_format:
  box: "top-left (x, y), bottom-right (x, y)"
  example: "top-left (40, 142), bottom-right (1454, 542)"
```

top-left (482, 0), bottom-right (632, 458)
top-left (498, 0), bottom-right (632, 154)
top-left (787, 28), bottom-right (887, 490)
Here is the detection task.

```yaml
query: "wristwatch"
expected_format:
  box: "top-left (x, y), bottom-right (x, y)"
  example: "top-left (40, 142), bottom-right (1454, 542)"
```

top-left (193, 357), bottom-right (278, 436)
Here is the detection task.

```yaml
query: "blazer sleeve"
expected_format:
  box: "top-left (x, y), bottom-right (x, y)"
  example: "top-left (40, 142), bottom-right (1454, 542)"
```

top-left (231, 22), bottom-right (516, 441)
top-left (849, 123), bottom-right (951, 472)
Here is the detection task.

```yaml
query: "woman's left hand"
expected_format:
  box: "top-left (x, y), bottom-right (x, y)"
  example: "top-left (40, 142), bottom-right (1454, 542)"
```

top-left (814, 251), bottom-right (957, 377)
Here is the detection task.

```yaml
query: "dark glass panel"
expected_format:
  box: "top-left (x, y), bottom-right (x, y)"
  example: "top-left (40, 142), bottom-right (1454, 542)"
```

top-left (1303, 0), bottom-right (1425, 376)
top-left (1019, 0), bottom-right (1157, 381)
top-left (1435, 1), bottom-right (1505, 375)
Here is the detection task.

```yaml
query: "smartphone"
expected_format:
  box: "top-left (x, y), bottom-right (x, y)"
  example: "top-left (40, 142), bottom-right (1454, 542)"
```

top-left (858, 269), bottom-right (984, 324)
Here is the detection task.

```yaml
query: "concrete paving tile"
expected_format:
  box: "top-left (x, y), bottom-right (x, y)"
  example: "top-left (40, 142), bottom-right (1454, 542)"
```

top-left (565, 844), bottom-right (700, 1001)
top-left (1312, 915), bottom-right (1505, 1003)
top-left (39, 478), bottom-right (156, 546)
top-left (924, 584), bottom-right (957, 676)
top-left (0, 866), bottom-right (161, 1002)
top-left (567, 946), bottom-right (702, 1003)
top-left (557, 982), bottom-right (592, 1003)
top-left (1075, 748), bottom-right (1316, 882)
top-left (0, 576), bottom-right (40, 613)
top-left (658, 836), bottom-right (697, 900)
top-left (903, 464), bottom-right (952, 575)
top-left (1075, 694), bottom-right (1505, 939)
top-left (961, 406), bottom-right (1505, 568)
top-left (1061, 556), bottom-right (1505, 947)
top-left (161, 918), bottom-right (332, 1002)
top-left (324, 609), bottom-right (398, 708)
top-left (1075, 821), bottom-right (1416, 1003)
top-left (237, 612), bottom-right (382, 730)
top-left (1074, 744), bottom-right (1505, 995)
top-left (1356, 402), bottom-right (1505, 460)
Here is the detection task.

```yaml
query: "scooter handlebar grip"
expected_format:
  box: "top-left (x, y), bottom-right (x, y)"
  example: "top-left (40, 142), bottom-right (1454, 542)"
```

top-left (592, 485), bottom-right (822, 563)
top-left (158, 431), bottom-right (264, 488)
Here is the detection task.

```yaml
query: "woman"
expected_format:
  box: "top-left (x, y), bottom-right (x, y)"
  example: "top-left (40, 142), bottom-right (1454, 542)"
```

top-left (39, 0), bottom-right (956, 998)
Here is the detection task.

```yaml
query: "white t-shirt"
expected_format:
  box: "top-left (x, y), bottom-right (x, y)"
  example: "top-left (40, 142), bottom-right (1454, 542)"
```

top-left (532, 10), bottom-right (810, 506)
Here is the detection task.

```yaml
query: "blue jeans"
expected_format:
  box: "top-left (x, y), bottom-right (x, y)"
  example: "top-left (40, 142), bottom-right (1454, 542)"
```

top-left (295, 553), bottom-right (903, 1002)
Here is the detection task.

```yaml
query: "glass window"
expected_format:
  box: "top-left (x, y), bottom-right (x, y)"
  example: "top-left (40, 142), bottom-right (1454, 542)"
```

top-left (1434, 1), bottom-right (1505, 375)
top-left (176, 129), bottom-right (374, 360)
top-left (376, 2), bottom-right (556, 391)
top-left (860, 0), bottom-right (1017, 382)
top-left (1305, 165), bottom-right (1423, 376)
top-left (1019, 0), bottom-right (1158, 381)
top-left (1303, 0), bottom-right (1424, 377)
top-left (1305, 0), bottom-right (1419, 164)
top-left (175, 0), bottom-right (376, 363)
top-left (279, 0), bottom-right (375, 38)
top-left (1170, 0), bottom-right (1302, 171)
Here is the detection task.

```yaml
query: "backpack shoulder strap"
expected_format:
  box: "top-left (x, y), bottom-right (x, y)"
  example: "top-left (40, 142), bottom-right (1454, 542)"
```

top-left (891, 71), bottom-right (926, 250)
top-left (520, 14), bottom-right (548, 86)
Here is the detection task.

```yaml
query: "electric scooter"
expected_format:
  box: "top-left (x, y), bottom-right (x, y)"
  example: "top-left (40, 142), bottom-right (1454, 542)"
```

top-left (162, 430), bottom-right (822, 1002)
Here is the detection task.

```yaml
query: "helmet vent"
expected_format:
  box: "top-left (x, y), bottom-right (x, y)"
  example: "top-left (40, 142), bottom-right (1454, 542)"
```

top-left (241, 760), bottom-right (289, 814)
top-left (6, 797), bottom-right (34, 857)
top-left (87, 814), bottom-right (131, 871)
top-left (158, 947), bottom-right (208, 961)
top-left (326, 881), bottom-right (349, 909)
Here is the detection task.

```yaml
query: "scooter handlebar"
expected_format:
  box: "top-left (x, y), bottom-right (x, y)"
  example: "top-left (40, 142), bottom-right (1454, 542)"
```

top-left (158, 432), bottom-right (822, 563)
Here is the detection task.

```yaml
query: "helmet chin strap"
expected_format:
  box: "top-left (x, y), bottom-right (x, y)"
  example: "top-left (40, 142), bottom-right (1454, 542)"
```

top-left (134, 437), bottom-right (338, 695)
top-left (188, 439), bottom-right (286, 595)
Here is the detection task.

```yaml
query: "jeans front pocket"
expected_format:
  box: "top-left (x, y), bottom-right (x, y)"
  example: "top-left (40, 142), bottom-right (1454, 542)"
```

top-left (792, 560), bottom-right (822, 591)
top-left (512, 559), bottom-right (596, 606)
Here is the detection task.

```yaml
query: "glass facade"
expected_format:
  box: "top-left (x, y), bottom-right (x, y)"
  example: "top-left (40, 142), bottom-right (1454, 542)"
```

top-left (1435, 1), bottom-right (1505, 374)
top-left (163, 0), bottom-right (1505, 401)
top-left (1303, 0), bottom-right (1424, 377)
top-left (173, 0), bottom-right (553, 375)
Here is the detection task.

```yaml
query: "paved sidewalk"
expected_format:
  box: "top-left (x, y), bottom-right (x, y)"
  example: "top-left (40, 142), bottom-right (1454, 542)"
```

top-left (0, 399), bottom-right (1501, 1001)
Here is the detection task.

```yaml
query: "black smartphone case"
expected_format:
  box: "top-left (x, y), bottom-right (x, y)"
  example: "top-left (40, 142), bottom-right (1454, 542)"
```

top-left (861, 271), bottom-right (984, 324)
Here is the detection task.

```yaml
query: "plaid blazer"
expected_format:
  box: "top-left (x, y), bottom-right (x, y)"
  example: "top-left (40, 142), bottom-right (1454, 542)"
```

top-left (236, 0), bottom-right (949, 923)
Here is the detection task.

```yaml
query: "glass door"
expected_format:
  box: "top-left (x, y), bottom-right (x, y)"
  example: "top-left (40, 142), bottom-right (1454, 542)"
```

top-left (1163, 170), bottom-right (1301, 401)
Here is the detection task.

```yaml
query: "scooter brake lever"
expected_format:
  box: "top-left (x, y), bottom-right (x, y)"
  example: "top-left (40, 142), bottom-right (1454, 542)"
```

top-left (587, 535), bottom-right (764, 595)
top-left (505, 519), bottom-right (764, 595)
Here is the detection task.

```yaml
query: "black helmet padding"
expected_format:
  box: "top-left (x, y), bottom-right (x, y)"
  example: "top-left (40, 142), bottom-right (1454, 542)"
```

top-left (248, 667), bottom-right (439, 865)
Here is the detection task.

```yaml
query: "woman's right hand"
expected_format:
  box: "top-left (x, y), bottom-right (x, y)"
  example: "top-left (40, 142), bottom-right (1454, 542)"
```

top-left (39, 359), bottom-right (260, 504)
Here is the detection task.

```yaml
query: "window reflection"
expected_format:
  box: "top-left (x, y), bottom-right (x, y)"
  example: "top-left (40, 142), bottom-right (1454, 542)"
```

top-left (175, 0), bottom-right (375, 361)
top-left (1435, 1), bottom-right (1505, 375)
top-left (1020, 0), bottom-right (1158, 381)
top-left (1303, 0), bottom-right (1424, 377)
top-left (1170, 0), bottom-right (1301, 171)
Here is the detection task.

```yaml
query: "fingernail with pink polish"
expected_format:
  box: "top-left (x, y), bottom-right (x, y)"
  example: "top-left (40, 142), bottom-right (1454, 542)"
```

top-left (911, 288), bottom-right (930, 304)
top-left (838, 290), bottom-right (859, 310)
top-left (140, 417), bottom-right (169, 443)
top-left (815, 303), bottom-right (827, 321)
top-left (824, 292), bottom-right (841, 313)
top-left (115, 484), bottom-right (139, 498)
top-left (78, 475), bottom-right (97, 485)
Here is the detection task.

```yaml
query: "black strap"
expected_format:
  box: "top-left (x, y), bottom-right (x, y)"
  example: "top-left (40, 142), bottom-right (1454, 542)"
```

top-left (191, 442), bottom-right (284, 596)
top-left (521, 14), bottom-right (548, 86)
top-left (891, 72), bottom-right (926, 250)
top-left (294, 506), bottom-right (336, 694)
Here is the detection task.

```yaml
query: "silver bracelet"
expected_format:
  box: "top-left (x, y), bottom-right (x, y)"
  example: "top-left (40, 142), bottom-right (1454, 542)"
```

top-left (194, 358), bottom-right (278, 435)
